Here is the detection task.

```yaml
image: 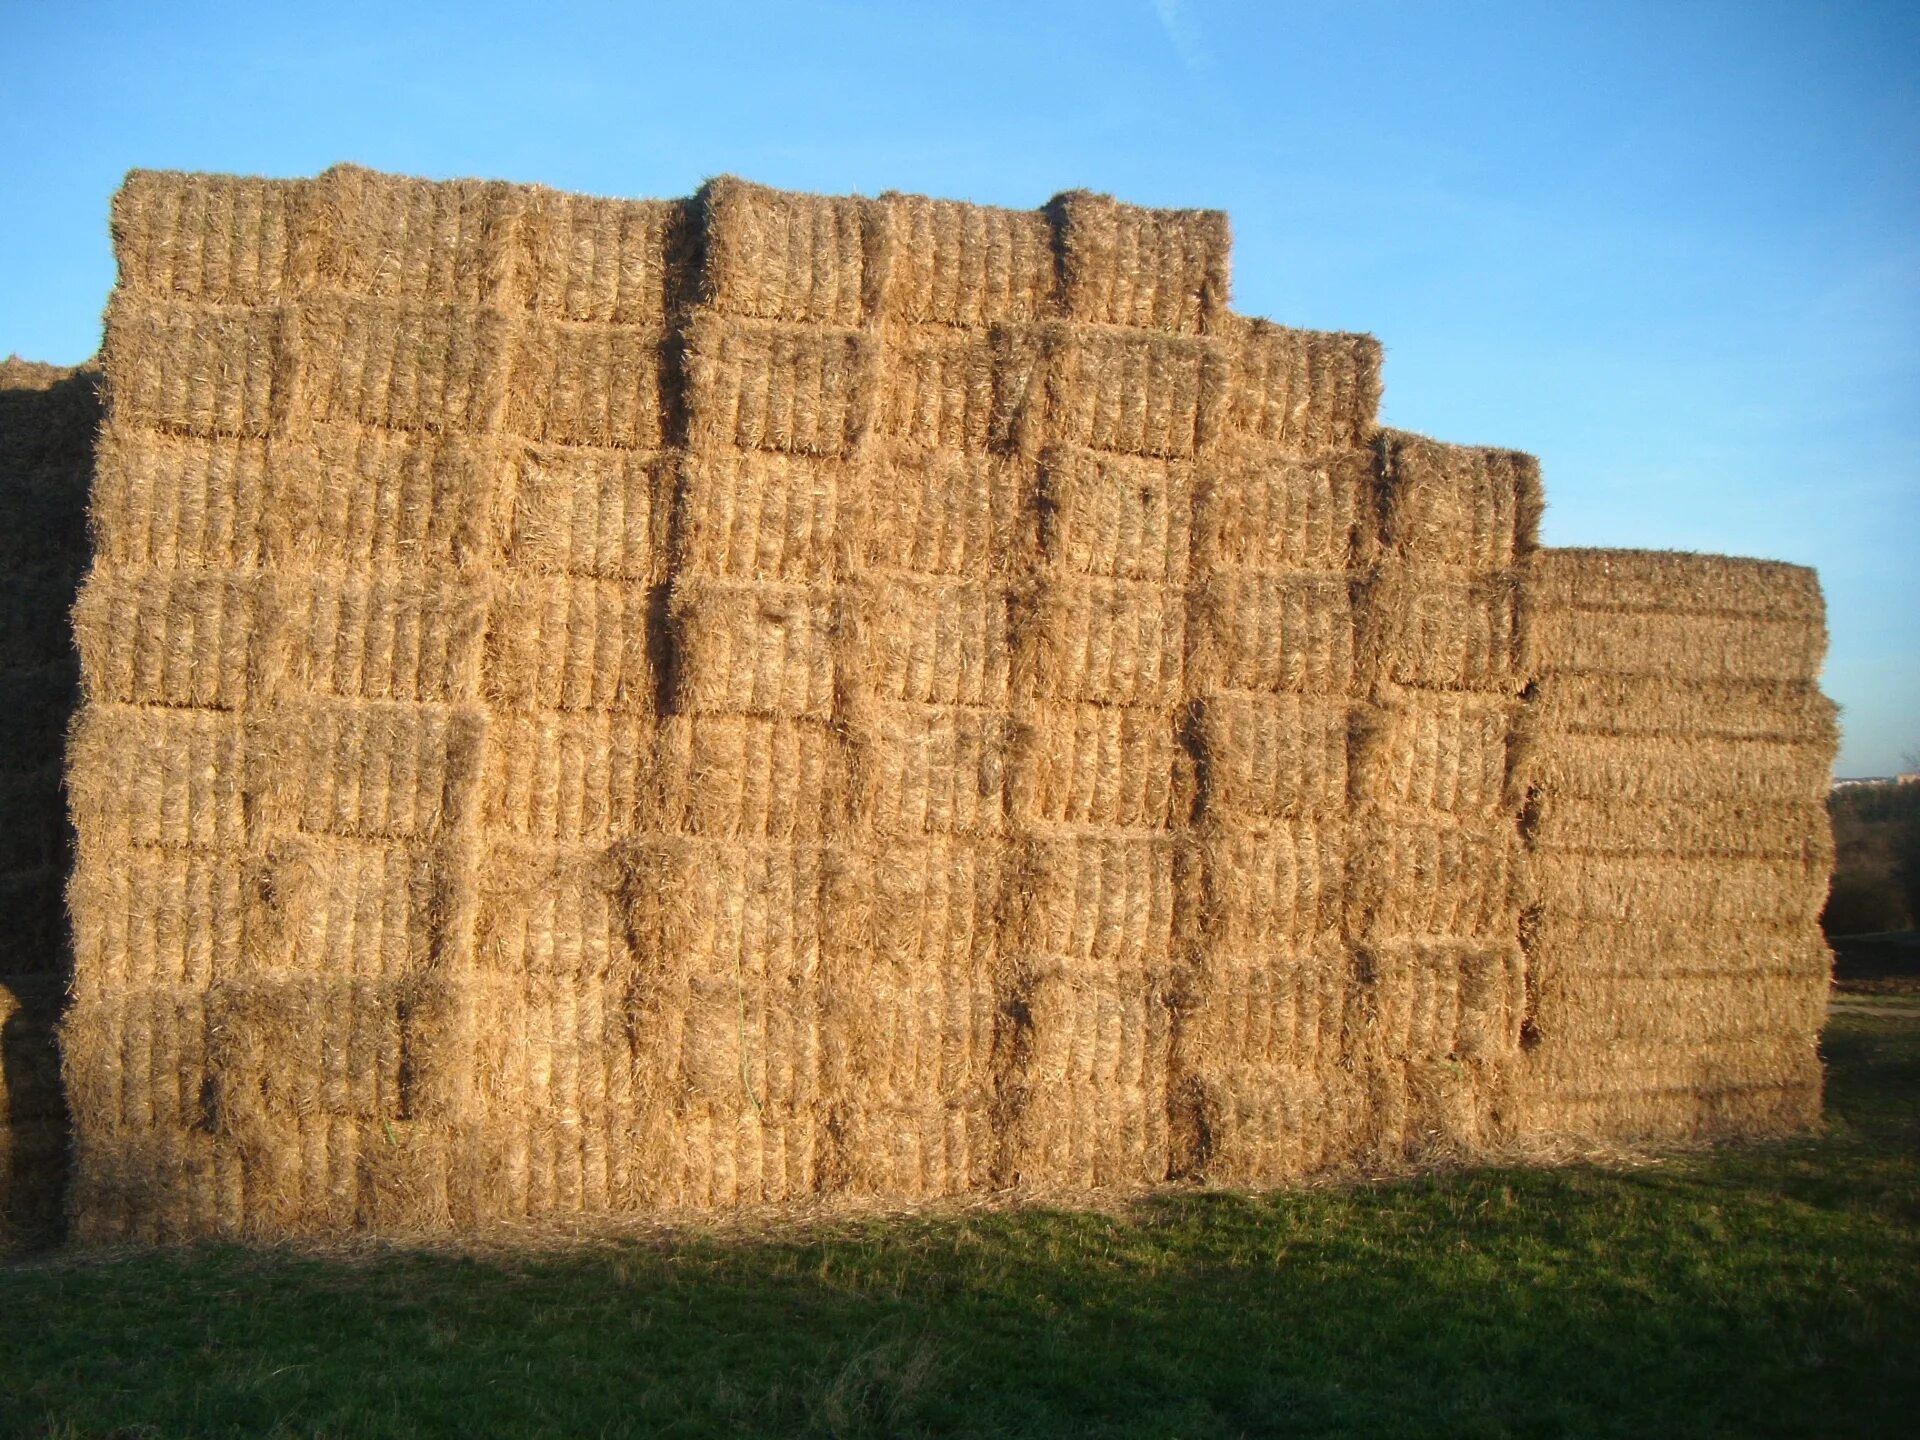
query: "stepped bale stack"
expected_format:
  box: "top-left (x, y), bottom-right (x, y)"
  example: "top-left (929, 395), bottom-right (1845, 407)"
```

top-left (45, 165), bottom-right (1838, 1243)
top-left (0, 359), bottom-right (97, 1246)
top-left (1515, 550), bottom-right (1835, 1139)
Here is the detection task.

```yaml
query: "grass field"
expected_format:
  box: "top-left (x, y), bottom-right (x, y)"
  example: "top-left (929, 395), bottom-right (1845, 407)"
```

top-left (4, 1005), bottom-right (1917, 1440)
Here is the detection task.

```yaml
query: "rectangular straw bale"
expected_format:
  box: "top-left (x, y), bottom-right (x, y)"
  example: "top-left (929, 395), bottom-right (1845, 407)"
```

top-left (1221, 317), bottom-right (1382, 458)
top-left (875, 325), bottom-right (1001, 452)
top-left (507, 318), bottom-right (669, 449)
top-left (67, 848), bottom-right (247, 997)
top-left (1525, 1032), bottom-right (1822, 1100)
top-left (1527, 1082), bottom-right (1821, 1145)
top-left (271, 571), bottom-right (489, 705)
top-left (250, 837), bottom-right (436, 979)
top-left (1532, 548), bottom-right (1825, 623)
top-left (1532, 967), bottom-right (1827, 1047)
top-left (1525, 914), bottom-right (1829, 979)
top-left (505, 444), bottom-right (666, 580)
top-left (1014, 835), bottom-right (1177, 964)
top-left (857, 575), bottom-right (1010, 706)
top-left (670, 580), bottom-right (836, 718)
top-left (1010, 964), bottom-right (1171, 1189)
top-left (474, 840), bottom-right (628, 979)
top-left (655, 714), bottom-right (842, 840)
top-left (1188, 571), bottom-right (1354, 695)
top-left (483, 712), bottom-right (649, 844)
top-left (484, 574), bottom-right (656, 713)
top-left (254, 701), bottom-right (485, 843)
top-left (517, 190), bottom-right (688, 326)
top-left (1014, 574), bottom-right (1183, 706)
top-left (270, 427), bottom-right (492, 569)
top-left (701, 178), bottom-right (880, 327)
top-left (291, 296), bottom-right (512, 435)
top-left (674, 452), bottom-right (845, 582)
top-left (68, 704), bottom-right (249, 851)
top-left (291, 166), bottom-right (519, 304)
top-left (1039, 447), bottom-right (1193, 582)
top-left (1529, 605), bottom-right (1826, 684)
top-left (1527, 793), bottom-right (1833, 862)
top-left (1361, 689), bottom-right (1517, 819)
top-left (685, 316), bottom-right (877, 458)
top-left (104, 297), bottom-right (283, 438)
top-left (1364, 940), bottom-right (1525, 1064)
top-left (469, 971), bottom-right (640, 1120)
top-left (882, 193), bottom-right (1057, 327)
top-left (866, 836), bottom-right (1003, 971)
top-left (88, 425), bottom-right (270, 570)
top-left (1183, 1062), bottom-right (1365, 1183)
top-left (1526, 672), bottom-right (1837, 744)
top-left (1195, 693), bottom-right (1352, 821)
top-left (1199, 818), bottom-right (1348, 948)
top-left (1039, 326), bottom-right (1225, 459)
top-left (112, 170), bottom-right (304, 305)
top-left (1007, 702), bottom-right (1181, 830)
top-left (1374, 431), bottom-right (1542, 571)
top-left (60, 989), bottom-right (212, 1139)
top-left (862, 448), bottom-right (1026, 577)
top-left (1050, 190), bottom-right (1230, 335)
top-left (1364, 568), bottom-right (1524, 693)
top-left (1354, 819), bottom-right (1522, 943)
top-left (1520, 732), bottom-right (1832, 805)
top-left (202, 976), bottom-right (409, 1129)
top-left (1179, 943), bottom-right (1354, 1076)
top-left (1529, 851), bottom-right (1827, 928)
top-left (853, 705), bottom-right (1007, 837)
top-left (1192, 445), bottom-right (1369, 575)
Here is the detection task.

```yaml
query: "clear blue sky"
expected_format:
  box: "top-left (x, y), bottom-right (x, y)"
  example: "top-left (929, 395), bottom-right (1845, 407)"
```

top-left (3, 1), bottom-right (1913, 773)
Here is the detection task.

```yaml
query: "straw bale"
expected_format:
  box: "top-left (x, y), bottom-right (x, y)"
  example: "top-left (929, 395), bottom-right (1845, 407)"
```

top-left (675, 452), bottom-right (845, 582)
top-left (670, 580), bottom-right (836, 718)
top-left (251, 837), bottom-right (437, 979)
top-left (1198, 819), bottom-right (1349, 948)
top-left (470, 971), bottom-right (640, 1120)
top-left (271, 571), bottom-right (490, 705)
top-left (294, 296), bottom-right (513, 436)
top-left (104, 297), bottom-right (283, 438)
top-left (1014, 835), bottom-right (1177, 964)
top-left (1374, 431), bottom-right (1542, 571)
top-left (507, 317), bottom-right (669, 449)
top-left (1524, 914), bottom-right (1830, 979)
top-left (68, 704), bottom-right (249, 851)
top-left (61, 990), bottom-right (211, 1139)
top-left (858, 575), bottom-right (1011, 706)
top-left (1014, 574), bottom-right (1184, 706)
top-left (1039, 446), bottom-right (1193, 582)
top-left (1527, 1082), bottom-right (1821, 1145)
top-left (271, 426), bottom-right (494, 569)
top-left (506, 444), bottom-right (667, 579)
top-left (1177, 943), bottom-right (1354, 1075)
top-left (1178, 1062), bottom-right (1366, 1183)
top-left (1188, 572), bottom-right (1354, 696)
top-left (253, 701), bottom-right (486, 843)
top-left (483, 712), bottom-right (649, 843)
top-left (1529, 851), bottom-right (1827, 928)
top-left (656, 714), bottom-right (843, 840)
top-left (1050, 190), bottom-right (1230, 335)
top-left (1007, 702), bottom-right (1180, 830)
top-left (292, 165), bottom-right (520, 304)
top-left (1363, 568), bottom-right (1524, 693)
top-left (1195, 693), bottom-right (1352, 821)
top-left (1364, 940), bottom-right (1525, 1063)
top-left (203, 977), bottom-right (409, 1131)
top-left (1036, 325), bottom-right (1226, 459)
top-left (1007, 965), bottom-right (1172, 1189)
top-left (875, 326), bottom-right (1001, 453)
top-left (474, 840), bottom-right (629, 979)
top-left (1220, 317), bottom-right (1382, 458)
top-left (1192, 445), bottom-right (1369, 575)
top-left (701, 178), bottom-right (882, 327)
top-left (484, 574), bottom-right (656, 713)
top-left (518, 189), bottom-right (690, 326)
top-left (1531, 966), bottom-right (1827, 1047)
top-left (865, 836), bottom-right (1003, 970)
top-left (882, 192), bottom-right (1057, 327)
top-left (853, 705), bottom-right (1007, 837)
top-left (1519, 731), bottom-right (1832, 805)
top-left (1361, 689), bottom-right (1518, 819)
top-left (67, 847), bottom-right (246, 997)
top-left (87, 424), bottom-right (268, 570)
top-left (1354, 819), bottom-right (1523, 944)
top-left (1532, 548), bottom-right (1825, 623)
top-left (112, 170), bottom-right (303, 305)
top-left (862, 448), bottom-right (1027, 577)
top-left (1526, 671), bottom-right (1836, 743)
top-left (1527, 793), bottom-right (1833, 862)
top-left (1530, 605), bottom-right (1825, 684)
top-left (685, 316), bottom-right (877, 458)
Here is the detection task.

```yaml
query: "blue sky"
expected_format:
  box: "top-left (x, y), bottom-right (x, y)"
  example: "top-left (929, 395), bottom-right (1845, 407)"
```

top-left (3, 1), bottom-right (1913, 772)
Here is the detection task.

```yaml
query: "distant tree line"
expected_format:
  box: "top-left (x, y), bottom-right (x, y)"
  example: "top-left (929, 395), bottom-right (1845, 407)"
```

top-left (1824, 768), bottom-right (1920, 937)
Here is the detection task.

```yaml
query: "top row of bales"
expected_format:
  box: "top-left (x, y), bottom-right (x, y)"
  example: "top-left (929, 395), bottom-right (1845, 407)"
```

top-left (18, 164), bottom-right (1837, 1245)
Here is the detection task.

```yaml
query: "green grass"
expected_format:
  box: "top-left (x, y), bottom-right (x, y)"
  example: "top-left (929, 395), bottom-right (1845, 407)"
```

top-left (5, 1011), bottom-right (1918, 1439)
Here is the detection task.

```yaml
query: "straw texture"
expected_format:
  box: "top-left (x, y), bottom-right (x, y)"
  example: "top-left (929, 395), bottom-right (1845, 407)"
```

top-left (55, 164), bottom-right (1837, 1242)
top-left (1514, 549), bottom-right (1836, 1143)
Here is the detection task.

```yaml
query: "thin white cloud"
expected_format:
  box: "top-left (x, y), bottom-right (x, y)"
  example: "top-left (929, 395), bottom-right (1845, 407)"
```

top-left (1151, 0), bottom-right (1209, 73)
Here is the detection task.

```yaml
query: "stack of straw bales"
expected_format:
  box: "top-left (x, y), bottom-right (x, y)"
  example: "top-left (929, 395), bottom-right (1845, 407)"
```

top-left (52, 164), bottom-right (1839, 1242)
top-left (0, 359), bottom-right (96, 1245)
top-left (1516, 550), bottom-right (1835, 1139)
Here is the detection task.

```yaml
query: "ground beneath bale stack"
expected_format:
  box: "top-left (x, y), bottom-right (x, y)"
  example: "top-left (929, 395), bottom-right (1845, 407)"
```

top-left (2, 1005), bottom-right (1914, 1439)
